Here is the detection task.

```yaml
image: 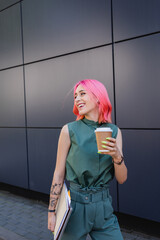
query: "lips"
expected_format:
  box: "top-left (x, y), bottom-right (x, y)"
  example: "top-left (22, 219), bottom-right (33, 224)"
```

top-left (77, 103), bottom-right (85, 109)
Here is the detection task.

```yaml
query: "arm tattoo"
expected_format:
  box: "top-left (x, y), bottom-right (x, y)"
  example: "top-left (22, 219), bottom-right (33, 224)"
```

top-left (49, 182), bottom-right (63, 210)
top-left (50, 197), bottom-right (59, 208)
top-left (50, 183), bottom-right (62, 194)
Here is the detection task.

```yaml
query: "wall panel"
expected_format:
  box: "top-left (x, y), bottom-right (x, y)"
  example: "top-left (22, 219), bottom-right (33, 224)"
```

top-left (25, 46), bottom-right (114, 127)
top-left (115, 34), bottom-right (160, 128)
top-left (0, 128), bottom-right (28, 188)
top-left (119, 130), bottom-right (160, 222)
top-left (0, 3), bottom-right (22, 69)
top-left (0, 0), bottom-right (159, 224)
top-left (0, 0), bottom-right (20, 11)
top-left (28, 129), bottom-right (60, 194)
top-left (113, 0), bottom-right (160, 41)
top-left (22, 0), bottom-right (111, 63)
top-left (0, 67), bottom-right (25, 127)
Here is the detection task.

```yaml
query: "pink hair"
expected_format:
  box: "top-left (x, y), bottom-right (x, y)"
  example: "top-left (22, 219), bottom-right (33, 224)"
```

top-left (73, 79), bottom-right (112, 123)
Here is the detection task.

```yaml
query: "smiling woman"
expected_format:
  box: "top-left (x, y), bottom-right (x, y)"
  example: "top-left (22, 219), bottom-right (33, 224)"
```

top-left (73, 79), bottom-right (112, 123)
top-left (48, 79), bottom-right (127, 240)
top-left (74, 85), bottom-right (99, 121)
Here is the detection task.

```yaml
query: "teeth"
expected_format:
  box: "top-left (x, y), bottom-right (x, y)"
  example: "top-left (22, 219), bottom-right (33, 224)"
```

top-left (79, 104), bottom-right (84, 108)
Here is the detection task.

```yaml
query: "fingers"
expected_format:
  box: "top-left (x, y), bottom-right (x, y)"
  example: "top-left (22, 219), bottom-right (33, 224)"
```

top-left (50, 225), bottom-right (55, 232)
top-left (106, 137), bottom-right (116, 143)
top-left (101, 140), bottom-right (115, 147)
top-left (101, 138), bottom-right (116, 150)
top-left (48, 216), bottom-right (56, 232)
top-left (98, 138), bottom-right (117, 155)
top-left (48, 222), bottom-right (55, 232)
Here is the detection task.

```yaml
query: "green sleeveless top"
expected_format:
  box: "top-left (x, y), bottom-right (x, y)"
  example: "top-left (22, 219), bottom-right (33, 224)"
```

top-left (66, 118), bottom-right (118, 189)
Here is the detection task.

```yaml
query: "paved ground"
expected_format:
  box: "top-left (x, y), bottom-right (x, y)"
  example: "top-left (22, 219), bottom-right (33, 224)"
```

top-left (0, 189), bottom-right (159, 240)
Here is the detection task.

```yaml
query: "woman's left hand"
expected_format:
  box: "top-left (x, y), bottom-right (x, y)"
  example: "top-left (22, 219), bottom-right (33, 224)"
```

top-left (100, 129), bottom-right (127, 184)
top-left (100, 137), bottom-right (121, 159)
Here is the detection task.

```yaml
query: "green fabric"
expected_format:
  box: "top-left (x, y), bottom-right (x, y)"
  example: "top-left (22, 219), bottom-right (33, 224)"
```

top-left (62, 188), bottom-right (123, 240)
top-left (66, 118), bottom-right (118, 188)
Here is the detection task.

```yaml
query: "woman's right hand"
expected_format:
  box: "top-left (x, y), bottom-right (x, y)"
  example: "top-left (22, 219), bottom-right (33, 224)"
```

top-left (48, 212), bottom-right (56, 232)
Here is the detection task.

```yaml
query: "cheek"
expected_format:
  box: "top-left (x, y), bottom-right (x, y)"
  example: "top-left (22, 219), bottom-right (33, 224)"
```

top-left (90, 97), bottom-right (98, 108)
top-left (85, 95), bottom-right (93, 104)
top-left (92, 102), bottom-right (98, 109)
top-left (87, 102), bottom-right (97, 111)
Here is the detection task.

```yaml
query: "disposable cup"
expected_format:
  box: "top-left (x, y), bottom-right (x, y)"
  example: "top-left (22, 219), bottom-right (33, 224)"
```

top-left (95, 127), bottom-right (112, 152)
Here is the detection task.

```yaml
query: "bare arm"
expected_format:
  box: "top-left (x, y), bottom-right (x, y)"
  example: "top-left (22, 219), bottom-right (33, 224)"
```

top-left (101, 128), bottom-right (127, 184)
top-left (113, 128), bottom-right (128, 184)
top-left (48, 124), bottom-right (70, 232)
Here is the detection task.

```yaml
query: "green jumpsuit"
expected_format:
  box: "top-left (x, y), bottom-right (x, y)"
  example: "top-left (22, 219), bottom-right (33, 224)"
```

top-left (62, 118), bottom-right (123, 240)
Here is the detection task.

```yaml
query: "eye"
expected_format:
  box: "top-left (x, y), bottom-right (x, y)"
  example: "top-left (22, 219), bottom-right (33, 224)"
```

top-left (81, 92), bottom-right (86, 96)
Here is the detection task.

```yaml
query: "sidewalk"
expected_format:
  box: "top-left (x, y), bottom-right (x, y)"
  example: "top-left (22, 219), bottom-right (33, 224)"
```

top-left (0, 189), bottom-right (159, 240)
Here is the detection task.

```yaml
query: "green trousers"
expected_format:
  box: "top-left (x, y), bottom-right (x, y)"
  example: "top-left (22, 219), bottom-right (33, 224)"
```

top-left (62, 185), bottom-right (123, 240)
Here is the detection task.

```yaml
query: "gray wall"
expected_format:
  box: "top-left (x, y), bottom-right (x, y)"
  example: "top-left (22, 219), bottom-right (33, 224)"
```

top-left (0, 0), bottom-right (160, 223)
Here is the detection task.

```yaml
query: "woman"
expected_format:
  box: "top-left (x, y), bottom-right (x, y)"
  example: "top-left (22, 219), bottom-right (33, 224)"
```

top-left (48, 79), bottom-right (127, 240)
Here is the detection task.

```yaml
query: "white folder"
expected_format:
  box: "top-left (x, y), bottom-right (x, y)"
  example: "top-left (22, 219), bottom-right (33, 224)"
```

top-left (54, 182), bottom-right (72, 240)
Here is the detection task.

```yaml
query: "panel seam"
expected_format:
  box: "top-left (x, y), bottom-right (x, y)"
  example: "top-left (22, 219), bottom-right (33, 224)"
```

top-left (20, 1), bottom-right (30, 190)
top-left (110, 0), bottom-right (120, 213)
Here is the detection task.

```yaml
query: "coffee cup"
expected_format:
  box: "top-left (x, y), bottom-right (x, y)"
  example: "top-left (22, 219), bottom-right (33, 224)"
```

top-left (95, 127), bottom-right (113, 152)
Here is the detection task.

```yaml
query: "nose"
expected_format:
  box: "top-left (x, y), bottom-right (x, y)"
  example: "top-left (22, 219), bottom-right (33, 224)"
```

top-left (75, 94), bottom-right (81, 102)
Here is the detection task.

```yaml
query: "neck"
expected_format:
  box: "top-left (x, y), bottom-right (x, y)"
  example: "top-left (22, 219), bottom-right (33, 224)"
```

top-left (84, 111), bottom-right (99, 122)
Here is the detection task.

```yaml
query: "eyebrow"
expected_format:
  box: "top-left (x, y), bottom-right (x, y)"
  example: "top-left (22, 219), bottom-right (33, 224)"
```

top-left (74, 89), bottom-right (86, 96)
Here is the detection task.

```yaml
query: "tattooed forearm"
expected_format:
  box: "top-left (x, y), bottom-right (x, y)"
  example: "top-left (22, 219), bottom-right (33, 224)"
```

top-left (49, 182), bottom-right (63, 210)
top-left (50, 183), bottom-right (62, 195)
top-left (50, 197), bottom-right (59, 208)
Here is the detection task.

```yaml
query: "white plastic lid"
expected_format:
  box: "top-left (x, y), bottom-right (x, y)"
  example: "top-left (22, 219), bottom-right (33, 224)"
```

top-left (95, 127), bottom-right (112, 132)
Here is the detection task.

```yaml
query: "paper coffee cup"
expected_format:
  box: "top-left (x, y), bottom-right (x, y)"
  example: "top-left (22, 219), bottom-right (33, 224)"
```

top-left (95, 127), bottom-right (113, 152)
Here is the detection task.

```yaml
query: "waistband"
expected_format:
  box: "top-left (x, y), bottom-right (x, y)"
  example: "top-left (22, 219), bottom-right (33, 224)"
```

top-left (70, 182), bottom-right (109, 193)
top-left (70, 182), bottom-right (110, 204)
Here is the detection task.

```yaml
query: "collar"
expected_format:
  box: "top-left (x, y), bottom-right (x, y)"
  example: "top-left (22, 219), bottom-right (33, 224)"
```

top-left (82, 117), bottom-right (101, 127)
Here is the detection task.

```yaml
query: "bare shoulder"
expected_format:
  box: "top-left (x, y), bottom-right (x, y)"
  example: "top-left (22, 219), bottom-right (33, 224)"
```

top-left (61, 124), bottom-right (69, 134)
top-left (59, 124), bottom-right (70, 145)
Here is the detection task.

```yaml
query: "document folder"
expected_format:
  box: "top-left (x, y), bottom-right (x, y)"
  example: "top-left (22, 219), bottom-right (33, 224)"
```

top-left (53, 182), bottom-right (72, 240)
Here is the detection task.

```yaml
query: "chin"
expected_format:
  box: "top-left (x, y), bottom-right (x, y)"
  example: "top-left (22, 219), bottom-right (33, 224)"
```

top-left (78, 109), bottom-right (87, 115)
top-left (79, 112), bottom-right (85, 116)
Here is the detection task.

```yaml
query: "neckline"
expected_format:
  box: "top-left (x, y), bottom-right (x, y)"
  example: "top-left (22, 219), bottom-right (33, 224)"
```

top-left (82, 117), bottom-right (100, 126)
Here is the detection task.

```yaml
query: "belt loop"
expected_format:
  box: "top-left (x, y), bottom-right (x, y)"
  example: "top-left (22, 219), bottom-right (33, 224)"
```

top-left (70, 190), bottom-right (77, 202)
